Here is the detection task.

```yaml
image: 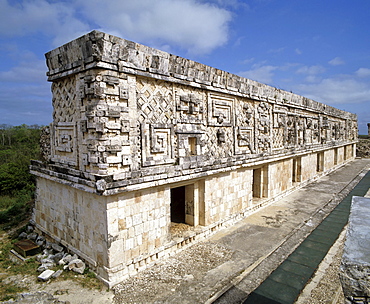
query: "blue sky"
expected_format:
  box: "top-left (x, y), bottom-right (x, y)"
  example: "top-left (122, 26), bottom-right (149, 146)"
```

top-left (0, 0), bottom-right (369, 134)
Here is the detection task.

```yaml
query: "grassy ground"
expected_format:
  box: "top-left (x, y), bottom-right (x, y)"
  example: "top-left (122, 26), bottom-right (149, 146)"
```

top-left (0, 221), bottom-right (106, 301)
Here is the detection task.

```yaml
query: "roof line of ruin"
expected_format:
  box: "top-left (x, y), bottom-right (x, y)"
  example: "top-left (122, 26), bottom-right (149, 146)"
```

top-left (45, 30), bottom-right (356, 120)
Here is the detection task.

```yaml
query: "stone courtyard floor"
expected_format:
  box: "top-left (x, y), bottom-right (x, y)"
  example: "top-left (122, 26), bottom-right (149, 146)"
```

top-left (3, 158), bottom-right (370, 304)
top-left (112, 158), bottom-right (370, 304)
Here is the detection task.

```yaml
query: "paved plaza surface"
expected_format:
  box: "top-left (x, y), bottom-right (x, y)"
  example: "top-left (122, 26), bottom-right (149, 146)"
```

top-left (113, 158), bottom-right (370, 304)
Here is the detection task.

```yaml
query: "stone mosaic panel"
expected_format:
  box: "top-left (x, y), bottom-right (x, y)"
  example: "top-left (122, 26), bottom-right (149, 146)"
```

top-left (52, 122), bottom-right (77, 165)
top-left (136, 77), bottom-right (174, 124)
top-left (175, 86), bottom-right (205, 124)
top-left (52, 76), bottom-right (78, 123)
top-left (77, 72), bottom-right (132, 174)
top-left (255, 102), bottom-right (272, 153)
top-left (235, 127), bottom-right (254, 154)
top-left (208, 93), bottom-right (234, 127)
top-left (141, 123), bottom-right (175, 166)
top-left (204, 127), bottom-right (234, 159)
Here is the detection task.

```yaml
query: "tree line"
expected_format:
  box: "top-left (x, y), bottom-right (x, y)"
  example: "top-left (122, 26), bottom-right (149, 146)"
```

top-left (0, 124), bottom-right (43, 226)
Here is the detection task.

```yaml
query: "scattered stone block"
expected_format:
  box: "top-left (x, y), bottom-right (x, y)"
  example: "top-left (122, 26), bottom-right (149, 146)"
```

top-left (68, 259), bottom-right (86, 274)
top-left (51, 243), bottom-right (64, 252)
top-left (52, 269), bottom-right (63, 279)
top-left (59, 254), bottom-right (74, 265)
top-left (18, 232), bottom-right (27, 239)
top-left (36, 235), bottom-right (45, 246)
top-left (53, 252), bottom-right (64, 263)
top-left (37, 263), bottom-right (54, 272)
top-left (38, 269), bottom-right (55, 281)
top-left (27, 232), bottom-right (38, 241)
top-left (340, 196), bottom-right (370, 303)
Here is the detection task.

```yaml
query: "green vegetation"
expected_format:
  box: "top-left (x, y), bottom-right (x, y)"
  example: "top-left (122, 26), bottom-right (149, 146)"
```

top-left (359, 134), bottom-right (370, 139)
top-left (0, 125), bottom-right (106, 300)
top-left (0, 124), bottom-right (43, 229)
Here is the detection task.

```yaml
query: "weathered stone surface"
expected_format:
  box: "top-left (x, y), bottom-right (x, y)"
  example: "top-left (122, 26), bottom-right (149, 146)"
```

top-left (37, 263), bottom-right (54, 272)
top-left (26, 233), bottom-right (38, 241)
top-left (51, 269), bottom-right (63, 279)
top-left (53, 252), bottom-right (64, 263)
top-left (68, 259), bottom-right (85, 274)
top-left (38, 269), bottom-right (55, 281)
top-left (1, 291), bottom-right (67, 304)
top-left (18, 232), bottom-right (27, 239)
top-left (51, 243), bottom-right (63, 252)
top-left (340, 196), bottom-right (370, 302)
top-left (31, 30), bottom-right (358, 286)
top-left (357, 138), bottom-right (370, 158)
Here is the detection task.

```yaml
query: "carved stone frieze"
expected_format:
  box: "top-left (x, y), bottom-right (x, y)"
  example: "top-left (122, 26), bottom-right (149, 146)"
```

top-left (208, 93), bottom-right (234, 127)
top-left (175, 87), bottom-right (205, 124)
top-left (256, 102), bottom-right (271, 153)
top-left (51, 122), bottom-right (77, 166)
top-left (141, 123), bottom-right (175, 166)
top-left (136, 77), bottom-right (174, 124)
top-left (235, 127), bottom-right (254, 154)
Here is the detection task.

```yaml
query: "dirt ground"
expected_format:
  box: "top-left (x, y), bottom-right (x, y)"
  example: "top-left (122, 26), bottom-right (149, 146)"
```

top-left (2, 235), bottom-right (347, 304)
top-left (1, 274), bottom-right (114, 304)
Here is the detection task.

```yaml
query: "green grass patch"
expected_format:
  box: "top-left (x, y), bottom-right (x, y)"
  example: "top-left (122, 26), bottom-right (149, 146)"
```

top-left (0, 190), bottom-right (34, 230)
top-left (0, 283), bottom-right (27, 302)
top-left (0, 196), bottom-right (18, 212)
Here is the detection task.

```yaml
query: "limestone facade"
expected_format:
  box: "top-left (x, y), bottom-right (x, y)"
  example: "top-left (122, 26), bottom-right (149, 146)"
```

top-left (31, 31), bottom-right (357, 286)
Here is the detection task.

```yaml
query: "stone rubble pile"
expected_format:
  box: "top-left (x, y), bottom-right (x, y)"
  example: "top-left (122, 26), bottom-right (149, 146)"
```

top-left (18, 225), bottom-right (86, 282)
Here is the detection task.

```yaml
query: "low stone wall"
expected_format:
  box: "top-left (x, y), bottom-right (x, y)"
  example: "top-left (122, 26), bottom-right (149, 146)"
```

top-left (340, 196), bottom-right (370, 303)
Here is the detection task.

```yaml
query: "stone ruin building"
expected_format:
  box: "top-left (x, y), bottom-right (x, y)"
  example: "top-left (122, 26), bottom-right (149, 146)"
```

top-left (30, 31), bottom-right (358, 286)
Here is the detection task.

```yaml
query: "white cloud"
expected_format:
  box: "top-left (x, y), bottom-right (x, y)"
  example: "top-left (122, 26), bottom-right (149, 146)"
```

top-left (296, 65), bottom-right (325, 75)
top-left (355, 68), bottom-right (370, 78)
top-left (77, 0), bottom-right (232, 54)
top-left (0, 0), bottom-right (89, 45)
top-left (238, 65), bottom-right (279, 84)
top-left (267, 47), bottom-right (285, 54)
top-left (328, 57), bottom-right (345, 66)
top-left (295, 48), bottom-right (302, 55)
top-left (0, 0), bottom-right (232, 54)
top-left (297, 78), bottom-right (370, 105)
top-left (0, 52), bottom-right (47, 83)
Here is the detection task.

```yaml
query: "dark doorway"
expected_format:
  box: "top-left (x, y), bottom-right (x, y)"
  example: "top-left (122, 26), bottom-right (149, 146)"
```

top-left (171, 186), bottom-right (186, 223)
top-left (252, 168), bottom-right (262, 198)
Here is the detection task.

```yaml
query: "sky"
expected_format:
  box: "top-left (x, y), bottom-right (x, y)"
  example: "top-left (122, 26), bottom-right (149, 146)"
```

top-left (0, 0), bottom-right (369, 134)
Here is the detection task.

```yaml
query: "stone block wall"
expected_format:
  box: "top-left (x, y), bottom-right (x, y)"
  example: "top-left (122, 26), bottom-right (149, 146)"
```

top-left (33, 178), bottom-right (109, 277)
top-left (31, 31), bottom-right (358, 285)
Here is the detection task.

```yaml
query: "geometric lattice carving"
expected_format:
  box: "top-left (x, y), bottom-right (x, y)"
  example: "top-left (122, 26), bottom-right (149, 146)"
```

top-left (272, 105), bottom-right (287, 150)
top-left (272, 128), bottom-right (285, 150)
top-left (52, 76), bottom-right (77, 123)
top-left (137, 78), bottom-right (174, 124)
top-left (256, 102), bottom-right (271, 153)
top-left (235, 100), bottom-right (254, 127)
top-left (204, 127), bottom-right (233, 159)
